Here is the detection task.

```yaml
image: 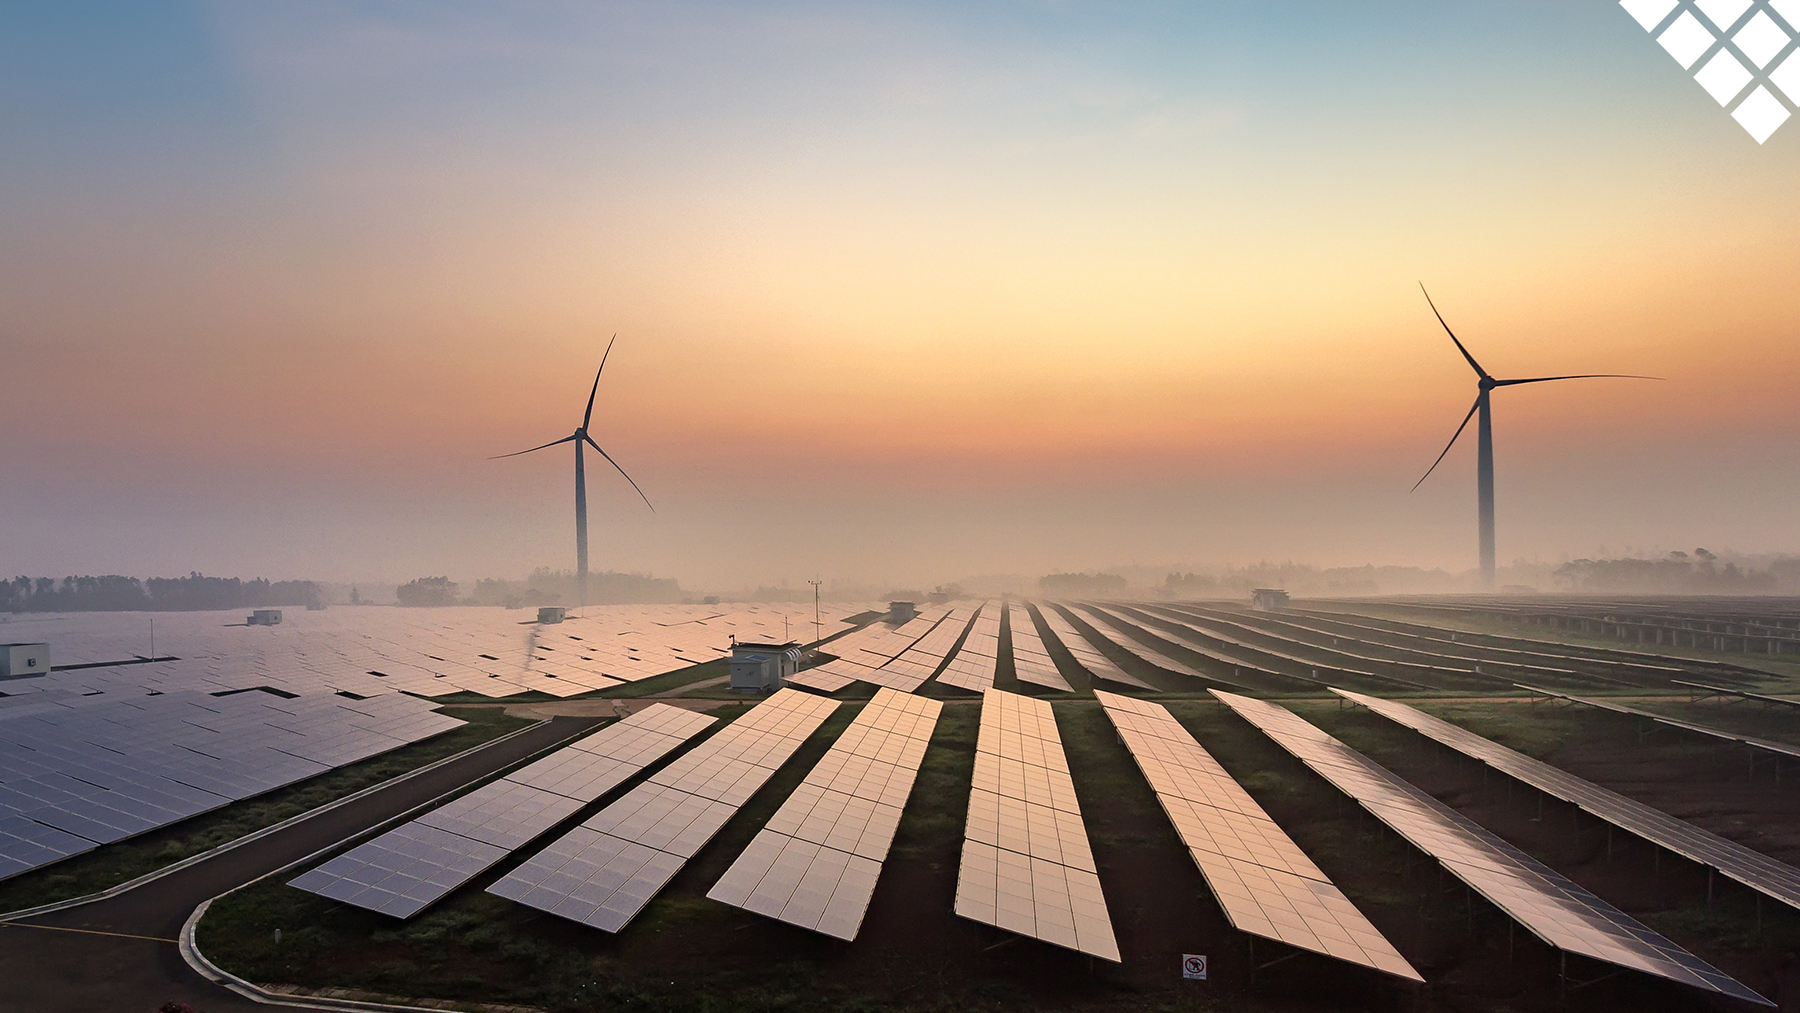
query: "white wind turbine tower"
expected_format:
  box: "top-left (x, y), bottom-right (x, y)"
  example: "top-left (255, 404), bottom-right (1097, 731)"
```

top-left (1412, 286), bottom-right (1658, 589)
top-left (493, 337), bottom-right (654, 607)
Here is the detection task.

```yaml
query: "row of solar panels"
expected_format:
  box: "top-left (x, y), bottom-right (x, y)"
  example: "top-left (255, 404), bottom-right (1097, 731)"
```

top-left (1294, 601), bottom-right (1729, 678)
top-left (281, 674), bottom-right (1786, 1004)
top-left (1139, 601), bottom-right (1692, 692)
top-left (1162, 602), bottom-right (1586, 683)
top-left (1212, 691), bottom-right (1772, 1005)
top-left (293, 703), bottom-right (720, 917)
top-left (787, 600), bottom-right (1201, 696)
top-left (295, 689), bottom-right (888, 934)
top-left (0, 689), bottom-right (465, 881)
top-left (0, 602), bottom-right (882, 704)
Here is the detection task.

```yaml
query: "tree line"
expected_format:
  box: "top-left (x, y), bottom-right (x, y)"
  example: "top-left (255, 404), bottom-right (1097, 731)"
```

top-left (395, 569), bottom-right (687, 607)
top-left (1, 573), bottom-right (324, 612)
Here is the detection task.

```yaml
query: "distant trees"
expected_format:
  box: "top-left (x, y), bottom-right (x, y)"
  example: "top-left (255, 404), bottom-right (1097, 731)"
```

top-left (1163, 572), bottom-right (1219, 595)
top-left (395, 577), bottom-right (460, 607)
top-left (0, 573), bottom-right (322, 612)
top-left (1554, 550), bottom-right (1777, 593)
top-left (521, 568), bottom-right (684, 605)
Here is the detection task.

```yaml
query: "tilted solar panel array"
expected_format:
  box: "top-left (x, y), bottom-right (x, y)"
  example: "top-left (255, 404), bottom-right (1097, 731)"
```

top-left (1067, 605), bottom-right (1227, 685)
top-left (1212, 690), bottom-right (1770, 1006)
top-left (289, 703), bottom-right (715, 917)
top-left (808, 606), bottom-right (964, 694)
top-left (872, 610), bottom-right (975, 691)
top-left (0, 603), bottom-right (880, 704)
top-left (1518, 684), bottom-right (1800, 761)
top-left (1034, 604), bottom-right (1154, 690)
top-left (1006, 603), bottom-right (1073, 692)
top-left (954, 689), bottom-right (1118, 961)
top-left (785, 606), bottom-right (952, 693)
top-left (1094, 690), bottom-right (1420, 980)
top-left (488, 688), bottom-right (838, 931)
top-left (708, 688), bottom-right (942, 939)
top-left (1335, 688), bottom-right (1800, 916)
top-left (937, 604), bottom-right (1001, 692)
top-left (0, 689), bottom-right (462, 881)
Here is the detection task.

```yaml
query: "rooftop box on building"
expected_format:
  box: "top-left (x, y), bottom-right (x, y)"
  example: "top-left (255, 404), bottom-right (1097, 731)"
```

top-left (888, 601), bottom-right (918, 624)
top-left (1250, 588), bottom-right (1290, 611)
top-left (247, 609), bottom-right (284, 626)
top-left (0, 644), bottom-right (50, 680)
top-left (538, 606), bottom-right (567, 625)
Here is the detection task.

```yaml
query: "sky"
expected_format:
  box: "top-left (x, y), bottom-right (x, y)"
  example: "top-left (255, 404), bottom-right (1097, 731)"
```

top-left (4, 1), bottom-right (1799, 592)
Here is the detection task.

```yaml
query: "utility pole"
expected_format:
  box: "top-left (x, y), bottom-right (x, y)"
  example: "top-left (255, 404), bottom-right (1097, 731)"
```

top-left (808, 579), bottom-right (823, 654)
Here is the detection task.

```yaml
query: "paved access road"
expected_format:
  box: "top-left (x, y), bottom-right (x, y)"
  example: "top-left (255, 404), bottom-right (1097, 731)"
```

top-left (0, 714), bottom-right (604, 1013)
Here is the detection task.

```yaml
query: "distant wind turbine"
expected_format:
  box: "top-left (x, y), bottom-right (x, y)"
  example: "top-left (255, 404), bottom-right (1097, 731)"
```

top-left (493, 337), bottom-right (653, 607)
top-left (1412, 286), bottom-right (1658, 589)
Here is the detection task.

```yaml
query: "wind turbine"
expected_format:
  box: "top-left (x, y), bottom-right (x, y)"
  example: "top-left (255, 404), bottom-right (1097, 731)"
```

top-left (493, 337), bottom-right (653, 608)
top-left (1412, 286), bottom-right (1656, 589)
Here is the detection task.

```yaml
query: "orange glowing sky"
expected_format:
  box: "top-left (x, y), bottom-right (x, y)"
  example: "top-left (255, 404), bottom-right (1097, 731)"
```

top-left (5, 2), bottom-right (1800, 590)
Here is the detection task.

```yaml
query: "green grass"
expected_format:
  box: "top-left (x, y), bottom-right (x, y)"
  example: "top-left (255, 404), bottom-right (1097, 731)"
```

top-left (0, 706), bottom-right (533, 914)
top-left (598, 659), bottom-right (729, 698)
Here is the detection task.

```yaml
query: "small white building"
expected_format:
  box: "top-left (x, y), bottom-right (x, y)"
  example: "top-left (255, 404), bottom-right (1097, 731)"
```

top-left (729, 641), bottom-right (802, 693)
top-left (538, 606), bottom-right (567, 624)
top-left (247, 609), bottom-right (284, 626)
top-left (0, 643), bottom-right (50, 680)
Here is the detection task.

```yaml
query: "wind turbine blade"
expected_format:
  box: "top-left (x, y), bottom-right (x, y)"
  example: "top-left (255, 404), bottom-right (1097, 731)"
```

top-left (1412, 397), bottom-right (1481, 492)
top-left (582, 334), bottom-right (617, 430)
top-left (583, 433), bottom-right (655, 511)
top-left (1419, 283), bottom-right (1489, 379)
top-left (1492, 373), bottom-right (1663, 386)
top-left (489, 433), bottom-right (579, 459)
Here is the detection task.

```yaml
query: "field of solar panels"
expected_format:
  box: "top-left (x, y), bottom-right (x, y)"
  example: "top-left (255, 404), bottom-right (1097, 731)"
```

top-left (6, 597), bottom-right (1800, 1012)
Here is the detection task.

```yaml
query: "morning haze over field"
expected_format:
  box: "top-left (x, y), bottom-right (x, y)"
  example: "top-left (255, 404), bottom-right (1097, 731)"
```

top-left (5, 1), bottom-right (1799, 593)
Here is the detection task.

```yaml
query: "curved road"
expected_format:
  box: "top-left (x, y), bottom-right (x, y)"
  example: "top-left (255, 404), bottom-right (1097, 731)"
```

top-left (0, 714), bottom-right (603, 1013)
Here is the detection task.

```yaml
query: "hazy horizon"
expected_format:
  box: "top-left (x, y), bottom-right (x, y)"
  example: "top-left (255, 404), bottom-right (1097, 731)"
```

top-left (7, 2), bottom-right (1800, 591)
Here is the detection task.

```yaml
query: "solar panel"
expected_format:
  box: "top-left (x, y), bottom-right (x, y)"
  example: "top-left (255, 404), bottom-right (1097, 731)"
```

top-left (708, 688), bottom-right (942, 939)
top-left (1153, 603), bottom-right (1452, 689)
top-left (1517, 684), bottom-right (1800, 761)
top-left (1094, 690), bottom-right (1420, 980)
top-left (806, 606), bottom-right (974, 693)
top-left (1033, 604), bottom-right (1154, 690)
top-left (953, 689), bottom-right (1118, 961)
top-left (0, 603), bottom-right (887, 705)
top-left (1006, 603), bottom-right (1072, 692)
top-left (1212, 690), bottom-right (1770, 1006)
top-left (488, 688), bottom-right (838, 931)
top-left (937, 603), bottom-right (1001, 692)
top-left (1336, 688), bottom-right (1800, 917)
top-left (1065, 604), bottom-right (1246, 687)
top-left (786, 606), bottom-right (970, 694)
top-left (877, 610), bottom-right (977, 691)
top-left (784, 667), bottom-right (860, 693)
top-left (0, 688), bottom-right (462, 880)
top-left (289, 703), bottom-right (716, 918)
top-left (1672, 680), bottom-right (1800, 710)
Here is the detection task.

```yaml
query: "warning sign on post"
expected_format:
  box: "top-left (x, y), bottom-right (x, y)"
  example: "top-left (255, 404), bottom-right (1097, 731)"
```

top-left (1182, 954), bottom-right (1208, 980)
